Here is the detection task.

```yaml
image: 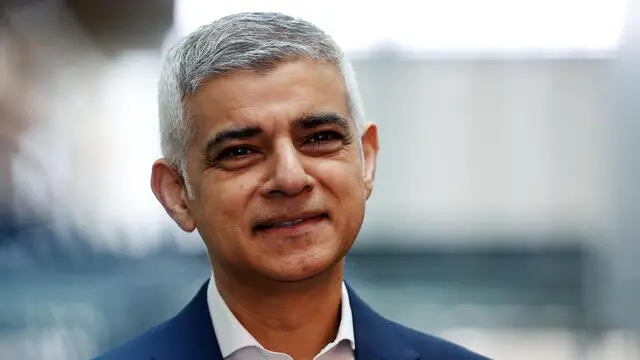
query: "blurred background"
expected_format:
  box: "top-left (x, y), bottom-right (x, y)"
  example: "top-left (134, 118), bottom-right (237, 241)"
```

top-left (1, 0), bottom-right (639, 359)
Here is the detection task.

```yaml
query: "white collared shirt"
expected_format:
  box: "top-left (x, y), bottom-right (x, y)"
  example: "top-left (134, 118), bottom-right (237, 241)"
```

top-left (207, 274), bottom-right (355, 360)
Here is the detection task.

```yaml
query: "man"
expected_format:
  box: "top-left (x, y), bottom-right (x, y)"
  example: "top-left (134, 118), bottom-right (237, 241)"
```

top-left (95, 12), bottom-right (490, 360)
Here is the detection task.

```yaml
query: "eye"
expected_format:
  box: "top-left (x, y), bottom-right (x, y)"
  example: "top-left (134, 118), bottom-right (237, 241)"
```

top-left (306, 131), bottom-right (343, 145)
top-left (217, 146), bottom-right (256, 160)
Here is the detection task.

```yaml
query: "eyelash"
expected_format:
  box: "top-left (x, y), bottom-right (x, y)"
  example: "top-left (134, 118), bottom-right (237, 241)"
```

top-left (304, 130), bottom-right (345, 145)
top-left (216, 147), bottom-right (256, 160)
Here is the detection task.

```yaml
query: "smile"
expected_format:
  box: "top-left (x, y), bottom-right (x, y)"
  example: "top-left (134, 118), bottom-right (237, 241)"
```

top-left (267, 218), bottom-right (308, 228)
top-left (254, 213), bottom-right (328, 233)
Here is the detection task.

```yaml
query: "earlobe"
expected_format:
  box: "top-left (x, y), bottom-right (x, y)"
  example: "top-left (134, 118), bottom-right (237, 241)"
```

top-left (150, 159), bottom-right (196, 232)
top-left (360, 122), bottom-right (379, 200)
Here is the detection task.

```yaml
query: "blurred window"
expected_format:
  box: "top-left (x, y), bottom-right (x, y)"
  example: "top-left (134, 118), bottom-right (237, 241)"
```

top-left (175, 0), bottom-right (627, 57)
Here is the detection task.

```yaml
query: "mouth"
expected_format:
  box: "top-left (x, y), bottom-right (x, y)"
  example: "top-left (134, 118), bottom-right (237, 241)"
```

top-left (253, 213), bottom-right (328, 232)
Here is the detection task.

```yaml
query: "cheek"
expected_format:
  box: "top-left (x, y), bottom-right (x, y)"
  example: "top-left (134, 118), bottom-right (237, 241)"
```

top-left (197, 175), bottom-right (254, 223)
top-left (314, 158), bottom-right (365, 199)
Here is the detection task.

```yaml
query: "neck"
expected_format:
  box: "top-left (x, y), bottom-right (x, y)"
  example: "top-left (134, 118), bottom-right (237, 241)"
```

top-left (213, 261), bottom-right (345, 360)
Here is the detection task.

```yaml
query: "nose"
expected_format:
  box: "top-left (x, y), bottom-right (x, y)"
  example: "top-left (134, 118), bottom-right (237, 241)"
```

top-left (262, 142), bottom-right (313, 198)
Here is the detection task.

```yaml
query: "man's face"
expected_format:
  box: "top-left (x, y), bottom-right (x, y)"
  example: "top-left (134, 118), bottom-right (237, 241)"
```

top-left (160, 60), bottom-right (378, 282)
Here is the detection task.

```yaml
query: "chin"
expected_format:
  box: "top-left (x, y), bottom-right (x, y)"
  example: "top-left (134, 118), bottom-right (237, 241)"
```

top-left (261, 252), bottom-right (342, 283)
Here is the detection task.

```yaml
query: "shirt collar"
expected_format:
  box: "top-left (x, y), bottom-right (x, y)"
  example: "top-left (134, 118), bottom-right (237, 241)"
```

top-left (206, 273), bottom-right (355, 358)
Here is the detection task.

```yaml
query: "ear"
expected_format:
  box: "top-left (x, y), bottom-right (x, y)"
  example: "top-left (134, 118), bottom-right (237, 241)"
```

top-left (150, 159), bottom-right (196, 232)
top-left (360, 122), bottom-right (379, 200)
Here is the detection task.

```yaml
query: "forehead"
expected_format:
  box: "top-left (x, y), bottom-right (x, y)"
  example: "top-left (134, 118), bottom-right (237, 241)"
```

top-left (185, 60), bottom-right (351, 133)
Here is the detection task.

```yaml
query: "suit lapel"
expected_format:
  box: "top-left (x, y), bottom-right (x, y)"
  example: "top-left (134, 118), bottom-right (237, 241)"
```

top-left (151, 280), bottom-right (223, 360)
top-left (151, 281), bottom-right (418, 360)
top-left (347, 284), bottom-right (419, 360)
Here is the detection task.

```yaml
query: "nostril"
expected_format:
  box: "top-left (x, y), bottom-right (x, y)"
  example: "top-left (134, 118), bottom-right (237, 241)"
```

top-left (266, 183), bottom-right (312, 198)
top-left (265, 173), bottom-right (313, 198)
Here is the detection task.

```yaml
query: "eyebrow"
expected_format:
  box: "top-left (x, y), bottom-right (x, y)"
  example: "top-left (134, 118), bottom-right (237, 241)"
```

top-left (292, 113), bottom-right (351, 133)
top-left (204, 112), bottom-right (352, 155)
top-left (204, 126), bottom-right (263, 155)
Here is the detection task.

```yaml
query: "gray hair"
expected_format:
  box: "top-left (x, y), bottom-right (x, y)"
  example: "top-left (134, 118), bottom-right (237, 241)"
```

top-left (158, 12), bottom-right (366, 182)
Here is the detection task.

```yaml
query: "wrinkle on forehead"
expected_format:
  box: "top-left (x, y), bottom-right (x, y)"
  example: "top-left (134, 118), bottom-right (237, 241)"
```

top-left (185, 60), bottom-right (351, 139)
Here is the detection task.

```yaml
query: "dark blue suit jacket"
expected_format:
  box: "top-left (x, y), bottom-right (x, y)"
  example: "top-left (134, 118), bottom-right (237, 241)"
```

top-left (94, 281), bottom-right (490, 360)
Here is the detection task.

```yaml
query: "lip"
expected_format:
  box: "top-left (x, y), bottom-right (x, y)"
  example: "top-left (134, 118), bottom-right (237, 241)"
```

top-left (253, 213), bottom-right (328, 236)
